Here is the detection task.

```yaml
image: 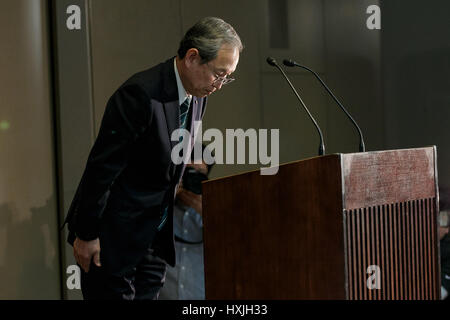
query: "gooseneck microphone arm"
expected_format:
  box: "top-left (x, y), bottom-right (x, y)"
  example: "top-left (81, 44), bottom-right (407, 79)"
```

top-left (266, 57), bottom-right (325, 156)
top-left (283, 59), bottom-right (366, 152)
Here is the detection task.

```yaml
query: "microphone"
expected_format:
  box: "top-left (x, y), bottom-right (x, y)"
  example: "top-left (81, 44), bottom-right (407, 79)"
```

top-left (283, 59), bottom-right (366, 152)
top-left (266, 57), bottom-right (325, 156)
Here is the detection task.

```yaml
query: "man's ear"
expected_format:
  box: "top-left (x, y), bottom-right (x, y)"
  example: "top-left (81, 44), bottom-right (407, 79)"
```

top-left (184, 48), bottom-right (201, 67)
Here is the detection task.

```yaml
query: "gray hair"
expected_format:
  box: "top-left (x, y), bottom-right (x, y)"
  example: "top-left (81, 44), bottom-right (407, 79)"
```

top-left (177, 17), bottom-right (243, 64)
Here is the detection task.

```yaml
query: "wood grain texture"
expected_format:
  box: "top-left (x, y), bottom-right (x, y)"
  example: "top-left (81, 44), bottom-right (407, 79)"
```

top-left (203, 155), bottom-right (346, 299)
top-left (342, 147), bottom-right (436, 210)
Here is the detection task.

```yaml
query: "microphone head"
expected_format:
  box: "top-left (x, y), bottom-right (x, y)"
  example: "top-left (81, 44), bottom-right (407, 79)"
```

top-left (283, 59), bottom-right (296, 67)
top-left (266, 57), bottom-right (277, 67)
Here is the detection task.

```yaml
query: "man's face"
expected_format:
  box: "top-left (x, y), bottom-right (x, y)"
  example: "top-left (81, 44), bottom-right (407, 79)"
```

top-left (184, 44), bottom-right (240, 97)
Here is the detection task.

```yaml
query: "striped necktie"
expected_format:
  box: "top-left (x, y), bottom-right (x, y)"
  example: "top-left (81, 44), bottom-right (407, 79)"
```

top-left (180, 98), bottom-right (190, 130)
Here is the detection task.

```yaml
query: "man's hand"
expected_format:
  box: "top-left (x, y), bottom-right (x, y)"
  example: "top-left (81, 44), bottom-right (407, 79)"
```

top-left (177, 187), bottom-right (203, 215)
top-left (73, 237), bottom-right (101, 273)
top-left (176, 162), bottom-right (207, 214)
top-left (439, 226), bottom-right (449, 240)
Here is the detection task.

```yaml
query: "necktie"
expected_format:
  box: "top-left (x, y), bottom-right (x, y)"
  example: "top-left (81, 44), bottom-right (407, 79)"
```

top-left (179, 98), bottom-right (190, 130)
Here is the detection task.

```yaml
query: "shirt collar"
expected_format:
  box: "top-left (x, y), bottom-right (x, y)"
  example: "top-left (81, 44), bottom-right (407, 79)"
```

top-left (174, 57), bottom-right (192, 106)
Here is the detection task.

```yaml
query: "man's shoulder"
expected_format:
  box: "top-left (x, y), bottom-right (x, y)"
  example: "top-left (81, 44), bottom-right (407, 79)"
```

top-left (129, 61), bottom-right (165, 84)
top-left (119, 57), bottom-right (174, 100)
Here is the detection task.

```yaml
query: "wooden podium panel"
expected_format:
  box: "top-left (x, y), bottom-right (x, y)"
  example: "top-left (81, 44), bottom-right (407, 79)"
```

top-left (202, 147), bottom-right (440, 299)
top-left (342, 148), bottom-right (439, 300)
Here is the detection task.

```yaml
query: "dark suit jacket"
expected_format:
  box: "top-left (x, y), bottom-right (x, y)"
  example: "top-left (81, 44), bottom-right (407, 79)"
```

top-left (63, 57), bottom-right (207, 275)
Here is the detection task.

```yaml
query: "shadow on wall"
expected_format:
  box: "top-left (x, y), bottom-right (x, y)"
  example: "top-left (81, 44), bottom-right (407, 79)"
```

top-left (0, 196), bottom-right (60, 299)
top-left (392, 48), bottom-right (450, 187)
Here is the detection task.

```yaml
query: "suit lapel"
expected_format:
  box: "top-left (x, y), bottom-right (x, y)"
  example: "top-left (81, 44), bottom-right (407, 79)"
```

top-left (162, 100), bottom-right (179, 150)
top-left (188, 97), bottom-right (198, 146)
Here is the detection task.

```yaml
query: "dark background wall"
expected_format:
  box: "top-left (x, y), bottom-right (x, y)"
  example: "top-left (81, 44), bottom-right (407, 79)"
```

top-left (382, 0), bottom-right (450, 191)
top-left (0, 0), bottom-right (448, 299)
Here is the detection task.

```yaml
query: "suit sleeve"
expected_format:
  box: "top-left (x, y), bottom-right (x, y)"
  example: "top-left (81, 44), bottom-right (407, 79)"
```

top-left (73, 83), bottom-right (151, 241)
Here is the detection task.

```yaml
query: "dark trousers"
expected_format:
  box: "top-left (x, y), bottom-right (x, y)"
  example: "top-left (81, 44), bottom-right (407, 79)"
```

top-left (80, 248), bottom-right (167, 300)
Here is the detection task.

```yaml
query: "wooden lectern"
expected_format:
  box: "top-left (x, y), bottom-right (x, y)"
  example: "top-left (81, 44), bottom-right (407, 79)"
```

top-left (202, 147), bottom-right (440, 300)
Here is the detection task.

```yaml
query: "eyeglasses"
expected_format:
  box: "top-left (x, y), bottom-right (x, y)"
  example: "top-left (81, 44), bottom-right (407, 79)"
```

top-left (206, 63), bottom-right (235, 86)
